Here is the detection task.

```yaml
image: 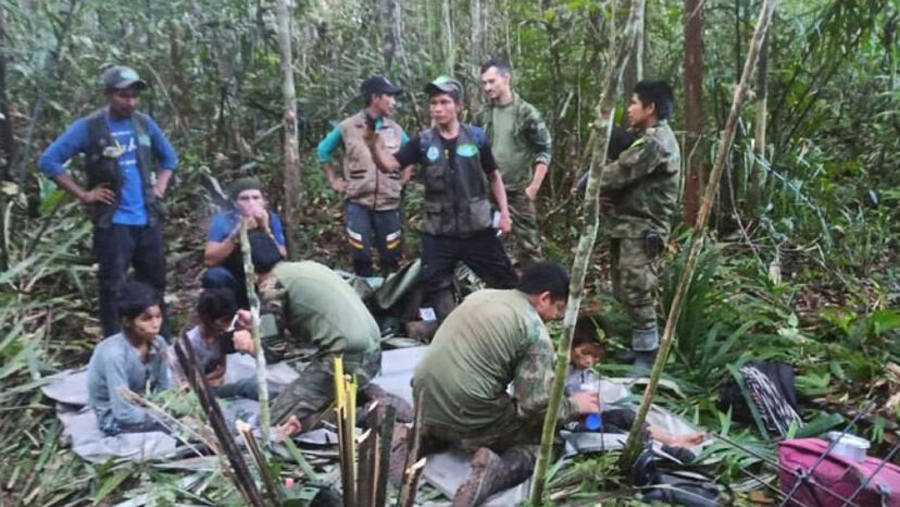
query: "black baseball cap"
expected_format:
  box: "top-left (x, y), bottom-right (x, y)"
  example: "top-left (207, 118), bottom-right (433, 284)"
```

top-left (360, 75), bottom-right (403, 97)
top-left (425, 75), bottom-right (463, 101)
top-left (102, 66), bottom-right (148, 91)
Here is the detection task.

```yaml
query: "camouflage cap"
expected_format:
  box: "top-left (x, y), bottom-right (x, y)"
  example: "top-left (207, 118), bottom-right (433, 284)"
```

top-left (425, 76), bottom-right (463, 101)
top-left (101, 66), bottom-right (147, 91)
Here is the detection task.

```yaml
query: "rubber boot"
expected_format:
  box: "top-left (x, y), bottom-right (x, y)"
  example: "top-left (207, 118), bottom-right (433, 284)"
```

top-left (452, 447), bottom-right (535, 507)
top-left (629, 327), bottom-right (660, 377)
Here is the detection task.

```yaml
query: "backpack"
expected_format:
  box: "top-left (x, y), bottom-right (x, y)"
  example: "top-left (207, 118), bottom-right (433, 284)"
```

top-left (718, 361), bottom-right (802, 437)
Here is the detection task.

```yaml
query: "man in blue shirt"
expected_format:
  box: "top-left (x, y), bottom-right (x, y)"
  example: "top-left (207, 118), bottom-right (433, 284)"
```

top-left (38, 66), bottom-right (178, 339)
top-left (202, 177), bottom-right (287, 306)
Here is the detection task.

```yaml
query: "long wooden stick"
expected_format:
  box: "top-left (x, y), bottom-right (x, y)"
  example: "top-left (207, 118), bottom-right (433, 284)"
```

top-left (239, 218), bottom-right (271, 446)
top-left (619, 0), bottom-right (780, 472)
top-left (528, 0), bottom-right (645, 503)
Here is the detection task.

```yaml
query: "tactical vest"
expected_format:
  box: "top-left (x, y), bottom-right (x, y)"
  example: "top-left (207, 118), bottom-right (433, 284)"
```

top-left (420, 125), bottom-right (492, 237)
top-left (339, 111), bottom-right (404, 210)
top-left (84, 108), bottom-right (161, 228)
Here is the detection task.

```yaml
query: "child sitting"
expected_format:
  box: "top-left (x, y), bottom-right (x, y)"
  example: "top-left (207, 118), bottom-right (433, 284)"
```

top-left (567, 315), bottom-right (705, 448)
top-left (171, 288), bottom-right (261, 400)
top-left (88, 281), bottom-right (172, 435)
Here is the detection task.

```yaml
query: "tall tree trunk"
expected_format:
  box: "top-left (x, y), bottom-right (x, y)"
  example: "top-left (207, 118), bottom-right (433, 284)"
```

top-left (469, 0), bottom-right (482, 110)
top-left (529, 0), bottom-right (646, 503)
top-left (622, 0), bottom-right (645, 106)
top-left (379, 0), bottom-right (402, 72)
top-left (683, 0), bottom-right (704, 225)
top-left (442, 0), bottom-right (454, 75)
top-left (275, 0), bottom-right (301, 260)
top-left (0, 6), bottom-right (16, 182)
top-left (747, 30), bottom-right (769, 214)
top-left (620, 0), bottom-right (779, 472)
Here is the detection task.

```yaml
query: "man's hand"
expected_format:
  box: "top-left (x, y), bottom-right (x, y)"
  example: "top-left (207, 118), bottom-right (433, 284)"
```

top-left (569, 391), bottom-right (601, 414)
top-left (207, 363), bottom-right (226, 387)
top-left (153, 182), bottom-right (166, 198)
top-left (498, 213), bottom-right (512, 238)
top-left (232, 329), bottom-right (255, 354)
top-left (235, 309), bottom-right (252, 329)
top-left (252, 207), bottom-right (271, 234)
top-left (329, 178), bottom-right (348, 194)
top-left (81, 183), bottom-right (116, 205)
top-left (525, 182), bottom-right (540, 201)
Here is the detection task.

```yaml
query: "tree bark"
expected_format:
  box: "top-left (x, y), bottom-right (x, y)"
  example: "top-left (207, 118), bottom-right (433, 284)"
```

top-left (622, 0), bottom-right (645, 106)
top-left (469, 0), bottom-right (482, 110)
top-left (619, 0), bottom-right (779, 472)
top-left (0, 6), bottom-right (16, 182)
top-left (683, 0), bottom-right (704, 225)
top-left (747, 30), bottom-right (769, 214)
top-left (379, 0), bottom-right (402, 72)
top-left (528, 0), bottom-right (646, 503)
top-left (275, 0), bottom-right (301, 260)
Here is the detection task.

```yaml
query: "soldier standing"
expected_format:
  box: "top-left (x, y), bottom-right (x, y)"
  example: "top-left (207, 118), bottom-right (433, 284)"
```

top-left (478, 58), bottom-right (553, 268)
top-left (598, 80), bottom-right (681, 370)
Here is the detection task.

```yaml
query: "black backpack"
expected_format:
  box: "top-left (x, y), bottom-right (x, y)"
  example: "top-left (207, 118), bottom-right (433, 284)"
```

top-left (717, 361), bottom-right (802, 437)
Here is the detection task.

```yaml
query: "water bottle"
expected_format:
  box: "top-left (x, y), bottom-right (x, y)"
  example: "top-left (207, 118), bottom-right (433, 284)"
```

top-left (580, 379), bottom-right (604, 431)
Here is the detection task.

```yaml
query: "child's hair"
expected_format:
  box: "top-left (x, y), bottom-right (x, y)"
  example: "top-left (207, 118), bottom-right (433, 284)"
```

top-left (117, 281), bottom-right (161, 321)
top-left (573, 314), bottom-right (612, 350)
top-left (197, 288), bottom-right (238, 325)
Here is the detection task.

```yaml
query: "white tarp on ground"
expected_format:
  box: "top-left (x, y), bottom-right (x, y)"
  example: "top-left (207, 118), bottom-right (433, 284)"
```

top-left (42, 346), bottom-right (705, 505)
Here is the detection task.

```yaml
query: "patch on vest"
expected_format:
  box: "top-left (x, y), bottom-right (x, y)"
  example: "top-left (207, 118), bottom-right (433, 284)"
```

top-left (426, 146), bottom-right (440, 162)
top-left (456, 143), bottom-right (479, 157)
top-left (138, 134), bottom-right (151, 147)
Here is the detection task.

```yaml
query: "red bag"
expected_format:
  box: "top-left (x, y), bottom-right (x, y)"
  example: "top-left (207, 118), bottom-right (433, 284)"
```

top-left (778, 438), bottom-right (900, 507)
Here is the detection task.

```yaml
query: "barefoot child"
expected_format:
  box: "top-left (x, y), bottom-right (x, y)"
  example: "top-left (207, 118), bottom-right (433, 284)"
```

top-left (88, 281), bottom-right (172, 435)
top-left (567, 316), bottom-right (705, 448)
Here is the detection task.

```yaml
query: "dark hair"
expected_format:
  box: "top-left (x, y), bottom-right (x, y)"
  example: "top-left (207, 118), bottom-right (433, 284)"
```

top-left (573, 314), bottom-right (611, 349)
top-left (480, 57), bottom-right (512, 76)
top-left (633, 80), bottom-right (674, 121)
top-left (609, 127), bottom-right (639, 161)
top-left (117, 281), bottom-right (161, 321)
top-left (516, 261), bottom-right (569, 301)
top-left (197, 288), bottom-right (238, 325)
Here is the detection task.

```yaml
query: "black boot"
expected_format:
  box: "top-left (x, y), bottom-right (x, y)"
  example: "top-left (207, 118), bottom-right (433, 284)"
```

top-left (453, 447), bottom-right (535, 507)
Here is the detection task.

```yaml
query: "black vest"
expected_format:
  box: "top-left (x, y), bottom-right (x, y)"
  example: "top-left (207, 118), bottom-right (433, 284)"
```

top-left (85, 108), bottom-right (161, 228)
top-left (420, 125), bottom-right (492, 237)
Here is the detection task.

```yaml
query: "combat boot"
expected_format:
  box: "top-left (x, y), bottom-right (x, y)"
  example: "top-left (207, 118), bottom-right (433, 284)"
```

top-left (452, 447), bottom-right (534, 507)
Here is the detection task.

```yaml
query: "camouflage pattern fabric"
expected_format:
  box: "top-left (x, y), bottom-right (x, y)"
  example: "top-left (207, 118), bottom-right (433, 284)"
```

top-left (476, 93), bottom-right (552, 190)
top-left (270, 348), bottom-right (381, 428)
top-left (505, 188), bottom-right (542, 267)
top-left (609, 237), bottom-right (660, 350)
top-left (599, 120), bottom-right (681, 239)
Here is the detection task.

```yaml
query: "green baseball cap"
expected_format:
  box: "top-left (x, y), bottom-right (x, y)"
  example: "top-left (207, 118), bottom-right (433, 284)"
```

top-left (425, 75), bottom-right (463, 100)
top-left (101, 66), bottom-right (147, 91)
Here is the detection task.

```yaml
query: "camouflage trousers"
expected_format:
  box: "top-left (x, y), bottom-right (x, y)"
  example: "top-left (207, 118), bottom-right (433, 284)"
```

top-left (505, 189), bottom-right (543, 268)
top-left (271, 347), bottom-right (382, 429)
top-left (609, 237), bottom-right (660, 351)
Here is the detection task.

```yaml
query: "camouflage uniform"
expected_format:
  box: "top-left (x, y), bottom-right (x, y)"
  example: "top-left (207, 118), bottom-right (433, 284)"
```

top-left (412, 289), bottom-right (577, 460)
top-left (598, 120), bottom-right (681, 351)
top-left (477, 93), bottom-right (553, 267)
top-left (257, 261), bottom-right (382, 429)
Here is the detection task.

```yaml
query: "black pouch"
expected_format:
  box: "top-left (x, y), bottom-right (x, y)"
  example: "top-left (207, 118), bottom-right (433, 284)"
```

top-left (644, 230), bottom-right (664, 258)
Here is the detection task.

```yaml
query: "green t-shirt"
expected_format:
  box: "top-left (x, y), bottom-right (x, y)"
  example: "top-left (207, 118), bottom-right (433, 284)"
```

top-left (488, 103), bottom-right (536, 190)
top-left (267, 261), bottom-right (380, 356)
top-left (414, 289), bottom-right (564, 431)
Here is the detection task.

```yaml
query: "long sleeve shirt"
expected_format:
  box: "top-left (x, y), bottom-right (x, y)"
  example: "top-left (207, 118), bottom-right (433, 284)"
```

top-left (87, 332), bottom-right (172, 435)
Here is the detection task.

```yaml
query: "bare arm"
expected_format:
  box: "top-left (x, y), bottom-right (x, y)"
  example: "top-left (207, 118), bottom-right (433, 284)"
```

top-left (153, 169), bottom-right (173, 198)
top-left (203, 225), bottom-right (239, 266)
top-left (322, 163), bottom-right (347, 193)
top-left (525, 162), bottom-right (548, 200)
top-left (400, 165), bottom-right (414, 186)
top-left (53, 173), bottom-right (115, 205)
top-left (368, 135), bottom-right (402, 172)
